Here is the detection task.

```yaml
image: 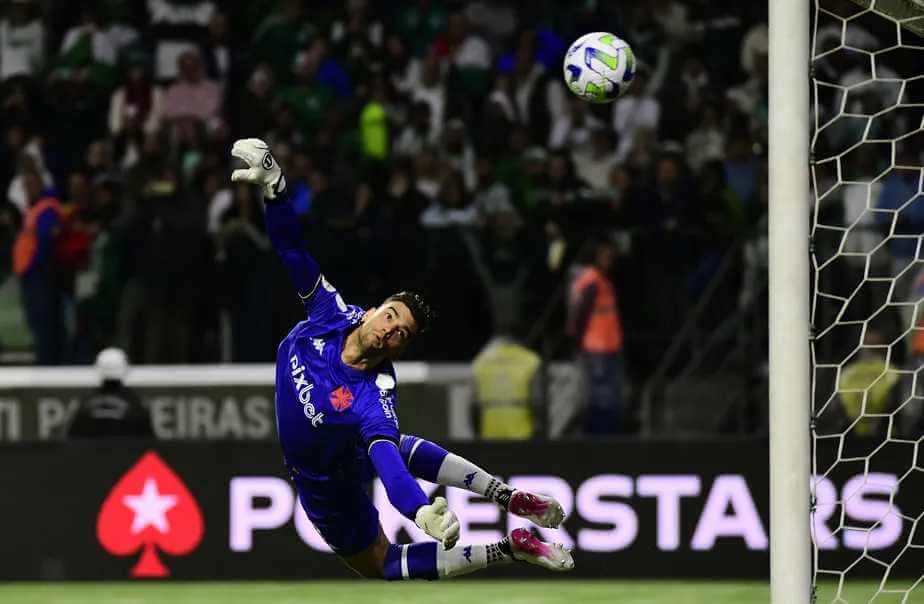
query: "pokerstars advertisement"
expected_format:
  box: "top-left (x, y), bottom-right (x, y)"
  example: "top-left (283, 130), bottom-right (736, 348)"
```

top-left (0, 440), bottom-right (919, 579)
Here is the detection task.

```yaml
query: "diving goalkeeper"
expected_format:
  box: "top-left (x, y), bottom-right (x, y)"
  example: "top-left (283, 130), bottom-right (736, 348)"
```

top-left (230, 138), bottom-right (574, 580)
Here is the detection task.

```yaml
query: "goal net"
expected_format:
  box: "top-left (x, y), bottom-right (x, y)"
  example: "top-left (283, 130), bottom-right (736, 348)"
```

top-left (810, 0), bottom-right (924, 601)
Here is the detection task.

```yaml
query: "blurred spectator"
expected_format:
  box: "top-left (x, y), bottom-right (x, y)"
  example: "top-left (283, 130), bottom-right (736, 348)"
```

top-left (13, 190), bottom-right (64, 365)
top-left (420, 170), bottom-right (477, 229)
top-left (55, 8), bottom-right (119, 89)
top-left (548, 96), bottom-right (605, 153)
top-left (250, 0), bottom-right (314, 85)
top-left (7, 149), bottom-right (53, 215)
top-left (228, 63), bottom-right (275, 142)
top-left (84, 139), bottom-right (120, 183)
top-left (461, 205), bottom-right (531, 331)
top-left (118, 161), bottom-right (211, 363)
top-left (723, 133), bottom-right (760, 207)
top-left (472, 156), bottom-right (514, 221)
top-left (394, 0), bottom-right (448, 56)
top-left (832, 330), bottom-right (901, 440)
top-left (218, 182), bottom-right (274, 362)
top-left (199, 11), bottom-right (231, 81)
top-left (275, 46), bottom-right (335, 139)
top-left (571, 129), bottom-right (619, 193)
top-left (568, 236), bottom-right (626, 435)
top-left (875, 147), bottom-right (924, 329)
top-left (685, 104), bottom-right (726, 174)
top-left (148, 0), bottom-right (216, 81)
top-left (533, 151), bottom-right (590, 210)
top-left (370, 159), bottom-right (428, 286)
top-left (0, 0), bottom-right (44, 81)
top-left (394, 100), bottom-right (435, 157)
top-left (76, 178), bottom-right (126, 352)
top-left (440, 118), bottom-right (476, 190)
top-left (406, 49), bottom-right (449, 144)
top-left (359, 76), bottom-right (390, 164)
top-left (162, 49), bottom-right (222, 123)
top-left (506, 33), bottom-right (566, 146)
top-left (613, 71), bottom-right (660, 163)
top-left (109, 54), bottom-right (165, 137)
top-left (472, 331), bottom-right (541, 439)
top-left (442, 11), bottom-right (491, 71)
top-left (330, 0), bottom-right (384, 83)
top-left (465, 1), bottom-right (517, 44)
top-left (56, 172), bottom-right (94, 346)
top-left (67, 347), bottom-right (154, 438)
top-left (727, 33), bottom-right (768, 138)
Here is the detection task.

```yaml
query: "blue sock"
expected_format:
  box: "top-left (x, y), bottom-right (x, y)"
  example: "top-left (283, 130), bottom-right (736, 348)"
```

top-left (398, 434), bottom-right (448, 483)
top-left (383, 543), bottom-right (439, 581)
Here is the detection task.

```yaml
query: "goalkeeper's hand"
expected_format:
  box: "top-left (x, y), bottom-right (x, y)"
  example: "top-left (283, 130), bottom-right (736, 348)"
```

top-left (415, 496), bottom-right (460, 550)
top-left (230, 138), bottom-right (287, 200)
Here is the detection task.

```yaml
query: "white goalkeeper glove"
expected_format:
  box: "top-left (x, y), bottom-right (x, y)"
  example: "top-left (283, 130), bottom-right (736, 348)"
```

top-left (230, 138), bottom-right (287, 200)
top-left (415, 496), bottom-right (460, 550)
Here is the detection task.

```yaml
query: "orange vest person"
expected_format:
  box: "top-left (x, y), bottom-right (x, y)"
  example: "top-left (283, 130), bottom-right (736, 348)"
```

top-left (568, 237), bottom-right (626, 435)
top-left (13, 195), bottom-right (67, 365)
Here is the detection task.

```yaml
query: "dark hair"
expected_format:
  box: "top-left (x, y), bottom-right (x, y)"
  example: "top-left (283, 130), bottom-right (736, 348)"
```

top-left (385, 291), bottom-right (435, 334)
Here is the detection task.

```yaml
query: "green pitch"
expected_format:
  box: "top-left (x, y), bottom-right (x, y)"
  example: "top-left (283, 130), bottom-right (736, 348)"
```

top-left (2, 581), bottom-right (922, 604)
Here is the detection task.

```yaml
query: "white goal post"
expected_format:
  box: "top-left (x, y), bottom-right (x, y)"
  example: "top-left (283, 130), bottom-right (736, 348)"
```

top-left (770, 1), bottom-right (813, 603)
top-left (777, 0), bottom-right (924, 602)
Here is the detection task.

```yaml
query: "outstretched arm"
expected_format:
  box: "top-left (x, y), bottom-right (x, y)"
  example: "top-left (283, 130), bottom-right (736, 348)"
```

top-left (230, 138), bottom-right (320, 298)
top-left (368, 439), bottom-right (460, 550)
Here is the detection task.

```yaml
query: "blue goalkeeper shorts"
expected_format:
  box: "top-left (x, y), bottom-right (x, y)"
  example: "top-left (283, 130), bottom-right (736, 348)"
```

top-left (291, 471), bottom-right (381, 557)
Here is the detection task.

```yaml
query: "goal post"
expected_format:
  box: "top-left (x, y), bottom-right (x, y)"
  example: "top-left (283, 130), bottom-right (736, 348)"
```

top-left (769, 0), bottom-right (813, 602)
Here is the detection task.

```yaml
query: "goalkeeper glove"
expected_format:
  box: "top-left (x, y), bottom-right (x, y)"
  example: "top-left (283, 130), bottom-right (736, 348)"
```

top-left (230, 138), bottom-right (287, 200)
top-left (415, 496), bottom-right (460, 550)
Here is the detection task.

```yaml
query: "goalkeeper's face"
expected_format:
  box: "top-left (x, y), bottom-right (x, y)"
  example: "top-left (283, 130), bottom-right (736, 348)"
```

top-left (357, 301), bottom-right (419, 360)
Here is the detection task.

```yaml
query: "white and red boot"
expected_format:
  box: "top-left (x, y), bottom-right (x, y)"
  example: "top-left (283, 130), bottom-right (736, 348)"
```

top-left (507, 490), bottom-right (565, 528)
top-left (509, 528), bottom-right (574, 571)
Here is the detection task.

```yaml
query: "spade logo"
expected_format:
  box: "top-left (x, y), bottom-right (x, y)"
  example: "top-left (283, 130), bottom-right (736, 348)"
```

top-left (97, 451), bottom-right (204, 578)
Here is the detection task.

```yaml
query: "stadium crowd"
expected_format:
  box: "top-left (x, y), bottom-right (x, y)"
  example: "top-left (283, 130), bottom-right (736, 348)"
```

top-left (0, 0), bottom-right (778, 433)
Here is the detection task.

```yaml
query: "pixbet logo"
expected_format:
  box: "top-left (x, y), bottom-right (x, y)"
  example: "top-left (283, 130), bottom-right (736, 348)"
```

top-left (97, 451), bottom-right (204, 577)
top-left (290, 354), bottom-right (323, 427)
top-left (228, 472), bottom-right (903, 554)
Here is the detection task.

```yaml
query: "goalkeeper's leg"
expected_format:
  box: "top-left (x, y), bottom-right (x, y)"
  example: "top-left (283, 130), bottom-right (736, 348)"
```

top-left (346, 526), bottom-right (573, 580)
top-left (398, 434), bottom-right (565, 528)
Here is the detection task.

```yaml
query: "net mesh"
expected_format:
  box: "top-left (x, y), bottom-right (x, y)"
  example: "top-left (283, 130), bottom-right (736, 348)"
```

top-left (811, 0), bottom-right (924, 601)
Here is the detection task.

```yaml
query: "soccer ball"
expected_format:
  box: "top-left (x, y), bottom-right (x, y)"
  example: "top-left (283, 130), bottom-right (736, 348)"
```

top-left (563, 32), bottom-right (636, 103)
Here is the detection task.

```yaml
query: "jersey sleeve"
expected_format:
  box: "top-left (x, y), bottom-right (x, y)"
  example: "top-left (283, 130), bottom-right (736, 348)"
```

top-left (368, 439), bottom-right (428, 520)
top-left (358, 373), bottom-right (401, 447)
top-left (263, 196), bottom-right (322, 300)
top-left (263, 196), bottom-right (364, 326)
top-left (302, 275), bottom-right (365, 329)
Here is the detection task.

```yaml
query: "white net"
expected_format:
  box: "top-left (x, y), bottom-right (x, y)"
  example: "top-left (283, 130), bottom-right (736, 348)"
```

top-left (811, 0), bottom-right (924, 601)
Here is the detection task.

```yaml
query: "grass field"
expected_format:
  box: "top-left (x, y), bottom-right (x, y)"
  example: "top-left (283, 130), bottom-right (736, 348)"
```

top-left (2, 581), bottom-right (922, 604)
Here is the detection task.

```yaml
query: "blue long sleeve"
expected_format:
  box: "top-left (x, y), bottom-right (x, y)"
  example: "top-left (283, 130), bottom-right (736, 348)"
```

top-left (263, 197), bottom-right (321, 298)
top-left (368, 439), bottom-right (429, 520)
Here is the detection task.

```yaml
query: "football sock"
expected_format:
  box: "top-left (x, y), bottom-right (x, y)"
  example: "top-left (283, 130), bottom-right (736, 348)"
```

top-left (398, 434), bottom-right (515, 509)
top-left (383, 538), bottom-right (513, 581)
top-left (383, 542), bottom-right (439, 581)
top-left (436, 538), bottom-right (513, 578)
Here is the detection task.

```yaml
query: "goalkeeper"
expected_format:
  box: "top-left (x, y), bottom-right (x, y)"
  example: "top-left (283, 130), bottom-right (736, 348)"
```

top-left (230, 138), bottom-right (573, 580)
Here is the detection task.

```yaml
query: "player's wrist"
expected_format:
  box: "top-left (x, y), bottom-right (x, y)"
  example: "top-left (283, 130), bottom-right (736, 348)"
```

top-left (263, 172), bottom-right (286, 203)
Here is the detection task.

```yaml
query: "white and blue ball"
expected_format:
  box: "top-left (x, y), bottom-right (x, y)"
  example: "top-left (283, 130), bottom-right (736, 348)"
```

top-left (563, 32), bottom-right (636, 104)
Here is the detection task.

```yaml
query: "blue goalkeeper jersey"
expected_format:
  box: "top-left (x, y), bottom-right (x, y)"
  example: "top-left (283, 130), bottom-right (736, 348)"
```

top-left (275, 274), bottom-right (401, 483)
